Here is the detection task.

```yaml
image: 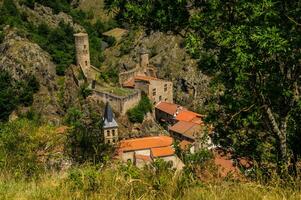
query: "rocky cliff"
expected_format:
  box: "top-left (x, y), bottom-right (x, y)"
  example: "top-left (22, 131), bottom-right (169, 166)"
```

top-left (0, 27), bottom-right (63, 123)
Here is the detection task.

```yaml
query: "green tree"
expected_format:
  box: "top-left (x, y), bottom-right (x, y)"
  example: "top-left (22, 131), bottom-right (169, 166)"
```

top-left (105, 0), bottom-right (190, 32)
top-left (109, 0), bottom-right (301, 174)
top-left (0, 70), bottom-right (39, 121)
top-left (127, 95), bottom-right (152, 123)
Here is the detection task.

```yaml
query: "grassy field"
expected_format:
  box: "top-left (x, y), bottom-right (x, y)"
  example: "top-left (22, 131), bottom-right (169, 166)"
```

top-left (1, 165), bottom-right (301, 200)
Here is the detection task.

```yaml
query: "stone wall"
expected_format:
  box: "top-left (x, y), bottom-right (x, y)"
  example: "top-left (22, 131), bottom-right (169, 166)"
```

top-left (92, 89), bottom-right (141, 114)
top-left (119, 67), bottom-right (139, 84)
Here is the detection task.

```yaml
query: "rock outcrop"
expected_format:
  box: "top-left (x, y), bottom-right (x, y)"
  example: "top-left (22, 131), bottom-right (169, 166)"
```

top-left (19, 2), bottom-right (84, 32)
top-left (0, 27), bottom-right (62, 124)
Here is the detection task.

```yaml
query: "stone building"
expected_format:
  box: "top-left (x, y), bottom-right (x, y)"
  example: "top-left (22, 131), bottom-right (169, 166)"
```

top-left (121, 48), bottom-right (173, 105)
top-left (103, 103), bottom-right (119, 144)
top-left (117, 136), bottom-right (184, 170)
top-left (155, 101), bottom-right (205, 143)
top-left (123, 75), bottom-right (173, 105)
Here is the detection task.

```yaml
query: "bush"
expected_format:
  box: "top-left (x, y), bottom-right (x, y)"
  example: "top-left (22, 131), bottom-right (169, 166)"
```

top-left (79, 84), bottom-right (92, 99)
top-left (127, 95), bottom-right (152, 123)
top-left (0, 119), bottom-right (54, 178)
top-left (0, 70), bottom-right (39, 121)
top-left (103, 36), bottom-right (116, 47)
top-left (99, 67), bottom-right (119, 84)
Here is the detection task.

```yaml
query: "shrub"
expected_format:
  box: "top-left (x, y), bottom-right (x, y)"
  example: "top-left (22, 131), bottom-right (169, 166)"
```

top-left (127, 95), bottom-right (152, 123)
top-left (103, 36), bottom-right (116, 47)
top-left (79, 84), bottom-right (92, 99)
top-left (0, 119), bottom-right (52, 178)
top-left (0, 70), bottom-right (39, 121)
top-left (99, 67), bottom-right (119, 84)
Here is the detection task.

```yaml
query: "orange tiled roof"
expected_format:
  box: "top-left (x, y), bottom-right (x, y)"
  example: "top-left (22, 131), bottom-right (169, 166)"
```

top-left (119, 136), bottom-right (173, 152)
top-left (151, 146), bottom-right (175, 157)
top-left (179, 140), bottom-right (192, 151)
top-left (169, 121), bottom-right (201, 139)
top-left (123, 78), bottom-right (135, 88)
top-left (155, 102), bottom-right (187, 115)
top-left (135, 75), bottom-right (158, 82)
top-left (176, 110), bottom-right (204, 124)
top-left (123, 75), bottom-right (158, 88)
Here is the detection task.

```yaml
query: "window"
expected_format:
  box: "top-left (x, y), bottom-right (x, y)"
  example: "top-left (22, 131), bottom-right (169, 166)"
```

top-left (112, 138), bottom-right (116, 143)
top-left (84, 45), bottom-right (87, 49)
top-left (152, 88), bottom-right (156, 96)
top-left (112, 129), bottom-right (115, 136)
top-left (107, 130), bottom-right (110, 137)
top-left (164, 84), bottom-right (168, 92)
top-left (159, 96), bottom-right (162, 101)
top-left (107, 140), bottom-right (111, 144)
top-left (85, 61), bottom-right (88, 66)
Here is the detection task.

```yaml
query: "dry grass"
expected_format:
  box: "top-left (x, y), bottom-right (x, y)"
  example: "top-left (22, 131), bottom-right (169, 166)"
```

top-left (1, 165), bottom-right (301, 200)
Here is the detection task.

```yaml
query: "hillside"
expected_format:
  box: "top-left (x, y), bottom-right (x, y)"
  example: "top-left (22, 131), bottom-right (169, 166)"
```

top-left (0, 0), bottom-right (301, 199)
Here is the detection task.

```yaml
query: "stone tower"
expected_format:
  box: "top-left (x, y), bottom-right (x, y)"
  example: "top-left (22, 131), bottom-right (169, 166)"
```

top-left (103, 102), bottom-right (119, 144)
top-left (139, 47), bottom-right (149, 72)
top-left (74, 33), bottom-right (92, 79)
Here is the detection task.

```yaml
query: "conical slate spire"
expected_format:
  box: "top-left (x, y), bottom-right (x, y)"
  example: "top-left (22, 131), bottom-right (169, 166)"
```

top-left (104, 102), bottom-right (113, 122)
top-left (103, 102), bottom-right (118, 128)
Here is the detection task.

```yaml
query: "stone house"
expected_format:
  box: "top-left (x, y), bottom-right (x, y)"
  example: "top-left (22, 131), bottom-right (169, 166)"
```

top-left (103, 103), bottom-right (119, 144)
top-left (155, 102), bottom-right (187, 124)
top-left (120, 48), bottom-right (173, 105)
top-left (117, 136), bottom-right (184, 170)
top-left (123, 75), bottom-right (173, 105)
top-left (155, 101), bottom-right (206, 143)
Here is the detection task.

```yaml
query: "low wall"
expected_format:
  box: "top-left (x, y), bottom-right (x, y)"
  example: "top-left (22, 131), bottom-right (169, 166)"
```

top-left (92, 88), bottom-right (141, 114)
top-left (119, 67), bottom-right (139, 84)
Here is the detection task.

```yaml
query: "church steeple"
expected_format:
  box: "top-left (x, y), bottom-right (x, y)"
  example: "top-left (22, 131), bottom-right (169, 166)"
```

top-left (103, 102), bottom-right (119, 144)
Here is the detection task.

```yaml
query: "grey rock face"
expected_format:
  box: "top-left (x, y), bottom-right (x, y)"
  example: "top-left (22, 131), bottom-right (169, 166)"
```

top-left (0, 27), bottom-right (62, 123)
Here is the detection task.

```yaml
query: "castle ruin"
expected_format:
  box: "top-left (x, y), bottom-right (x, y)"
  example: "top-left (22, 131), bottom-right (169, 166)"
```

top-left (73, 32), bottom-right (141, 114)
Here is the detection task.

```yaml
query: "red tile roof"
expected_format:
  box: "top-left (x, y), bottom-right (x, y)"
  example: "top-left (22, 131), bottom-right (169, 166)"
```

top-left (169, 121), bottom-right (202, 139)
top-left (179, 140), bottom-right (192, 151)
top-left (151, 146), bottom-right (175, 157)
top-left (135, 75), bottom-right (158, 82)
top-left (119, 136), bottom-right (173, 152)
top-left (123, 78), bottom-right (135, 88)
top-left (176, 110), bottom-right (204, 124)
top-left (123, 75), bottom-right (159, 88)
top-left (155, 102), bottom-right (187, 115)
top-left (213, 148), bottom-right (240, 177)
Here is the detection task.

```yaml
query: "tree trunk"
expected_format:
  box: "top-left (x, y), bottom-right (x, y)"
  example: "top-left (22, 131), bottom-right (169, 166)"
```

top-left (265, 106), bottom-right (289, 172)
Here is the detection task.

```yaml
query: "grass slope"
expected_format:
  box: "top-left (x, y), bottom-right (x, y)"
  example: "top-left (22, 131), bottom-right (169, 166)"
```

top-left (1, 166), bottom-right (301, 200)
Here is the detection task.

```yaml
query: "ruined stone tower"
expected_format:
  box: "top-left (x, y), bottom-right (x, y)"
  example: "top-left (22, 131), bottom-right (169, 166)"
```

top-left (139, 47), bottom-right (149, 72)
top-left (74, 33), bottom-right (92, 80)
